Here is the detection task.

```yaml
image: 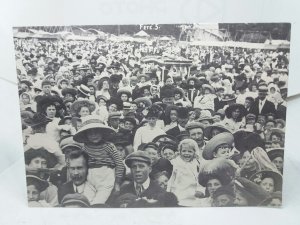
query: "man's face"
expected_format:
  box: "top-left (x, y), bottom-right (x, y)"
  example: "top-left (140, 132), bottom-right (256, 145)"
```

top-left (42, 84), bottom-right (52, 94)
top-left (178, 117), bottom-right (188, 128)
top-left (68, 156), bottom-right (88, 186)
top-left (189, 128), bottom-right (204, 145)
top-left (245, 99), bottom-right (252, 109)
top-left (258, 92), bottom-right (267, 100)
top-left (109, 118), bottom-right (120, 129)
top-left (124, 121), bottom-right (134, 131)
top-left (130, 161), bottom-right (151, 184)
top-left (162, 148), bottom-right (175, 161)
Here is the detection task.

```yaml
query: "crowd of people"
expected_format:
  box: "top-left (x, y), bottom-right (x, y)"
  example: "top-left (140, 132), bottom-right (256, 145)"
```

top-left (14, 33), bottom-right (288, 208)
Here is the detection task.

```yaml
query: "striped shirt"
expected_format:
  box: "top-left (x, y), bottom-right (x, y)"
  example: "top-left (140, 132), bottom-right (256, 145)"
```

top-left (83, 142), bottom-right (125, 180)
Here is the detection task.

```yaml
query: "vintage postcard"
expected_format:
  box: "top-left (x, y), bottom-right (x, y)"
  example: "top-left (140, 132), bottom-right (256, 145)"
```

top-left (13, 23), bottom-right (289, 207)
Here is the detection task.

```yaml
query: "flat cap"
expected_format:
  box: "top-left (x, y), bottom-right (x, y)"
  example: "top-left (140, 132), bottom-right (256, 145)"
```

top-left (125, 151), bottom-right (151, 167)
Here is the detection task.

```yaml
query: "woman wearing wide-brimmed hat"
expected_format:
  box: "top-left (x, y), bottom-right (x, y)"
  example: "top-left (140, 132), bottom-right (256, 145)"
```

top-left (250, 170), bottom-right (283, 193)
top-left (204, 123), bottom-right (232, 140)
top-left (267, 148), bottom-right (284, 174)
top-left (222, 103), bottom-right (247, 132)
top-left (96, 76), bottom-right (111, 100)
top-left (70, 99), bottom-right (96, 118)
top-left (26, 174), bottom-right (51, 207)
top-left (198, 158), bottom-right (237, 207)
top-left (117, 87), bottom-right (132, 102)
top-left (73, 115), bottom-right (125, 205)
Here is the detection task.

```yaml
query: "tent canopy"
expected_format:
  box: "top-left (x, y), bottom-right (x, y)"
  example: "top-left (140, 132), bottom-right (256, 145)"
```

top-left (134, 30), bottom-right (149, 37)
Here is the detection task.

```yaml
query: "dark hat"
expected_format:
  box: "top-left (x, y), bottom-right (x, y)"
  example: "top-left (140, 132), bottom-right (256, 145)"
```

top-left (177, 107), bottom-right (189, 119)
top-left (36, 95), bottom-right (65, 113)
top-left (187, 76), bottom-right (199, 84)
top-left (139, 85), bottom-right (151, 95)
top-left (96, 95), bottom-right (108, 103)
top-left (61, 87), bottom-right (77, 97)
top-left (70, 99), bottom-right (96, 116)
top-left (234, 177), bottom-right (271, 206)
top-left (123, 116), bottom-right (137, 126)
top-left (41, 80), bottom-right (52, 87)
top-left (160, 86), bottom-right (175, 99)
top-left (250, 170), bottom-right (283, 192)
top-left (202, 84), bottom-right (215, 94)
top-left (117, 88), bottom-right (132, 98)
top-left (24, 113), bottom-right (52, 128)
top-left (61, 193), bottom-right (90, 208)
top-left (26, 174), bottom-right (49, 192)
top-left (225, 103), bottom-right (247, 118)
top-left (198, 158), bottom-right (236, 187)
top-left (233, 130), bottom-right (265, 154)
top-left (267, 148), bottom-right (284, 161)
top-left (185, 122), bottom-right (205, 131)
top-left (107, 97), bottom-right (123, 110)
top-left (146, 104), bottom-right (162, 118)
top-left (202, 133), bottom-right (234, 160)
top-left (152, 134), bottom-right (178, 145)
top-left (204, 123), bottom-right (231, 140)
top-left (212, 185), bottom-right (235, 199)
top-left (125, 151), bottom-right (151, 167)
top-left (143, 142), bottom-right (159, 151)
top-left (110, 74), bottom-right (122, 83)
top-left (24, 147), bottom-right (58, 168)
top-left (20, 79), bottom-right (33, 88)
top-left (221, 94), bottom-right (237, 102)
top-left (176, 131), bottom-right (190, 141)
top-left (134, 97), bottom-right (152, 108)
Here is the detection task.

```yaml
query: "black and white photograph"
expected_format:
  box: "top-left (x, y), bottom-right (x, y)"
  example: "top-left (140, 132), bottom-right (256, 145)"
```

top-left (13, 23), bottom-right (290, 208)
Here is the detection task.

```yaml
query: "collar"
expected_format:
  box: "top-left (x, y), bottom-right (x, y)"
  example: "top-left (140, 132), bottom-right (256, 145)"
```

top-left (134, 177), bottom-right (150, 190)
top-left (259, 98), bottom-right (267, 104)
top-left (73, 182), bottom-right (86, 194)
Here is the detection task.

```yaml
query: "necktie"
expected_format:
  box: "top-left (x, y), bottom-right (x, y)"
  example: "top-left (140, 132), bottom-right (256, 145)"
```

top-left (136, 184), bottom-right (143, 197)
top-left (75, 186), bottom-right (78, 193)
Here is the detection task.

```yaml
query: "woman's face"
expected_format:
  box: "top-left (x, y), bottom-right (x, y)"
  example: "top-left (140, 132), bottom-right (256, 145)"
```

top-left (102, 81), bottom-right (109, 90)
top-left (46, 105), bottom-right (56, 118)
top-left (272, 156), bottom-right (283, 172)
top-left (270, 87), bottom-right (276, 94)
top-left (108, 104), bottom-right (117, 112)
top-left (232, 108), bottom-right (241, 120)
top-left (124, 121), bottom-right (134, 131)
top-left (20, 83), bottom-right (29, 92)
top-left (98, 99), bottom-right (107, 107)
top-left (28, 157), bottom-right (47, 169)
top-left (162, 148), bottom-right (175, 161)
top-left (147, 117), bottom-right (157, 127)
top-left (144, 147), bottom-right (159, 164)
top-left (86, 129), bottom-right (103, 143)
top-left (240, 151), bottom-right (256, 170)
top-left (234, 190), bottom-right (248, 206)
top-left (214, 144), bottom-right (231, 159)
top-left (143, 89), bottom-right (150, 97)
top-left (170, 110), bottom-right (178, 122)
top-left (265, 122), bottom-right (275, 131)
top-left (79, 106), bottom-right (90, 117)
top-left (260, 177), bottom-right (275, 193)
top-left (61, 82), bottom-right (68, 89)
top-left (155, 175), bottom-right (169, 191)
top-left (180, 144), bottom-right (195, 162)
top-left (207, 178), bottom-right (222, 196)
top-left (121, 94), bottom-right (128, 102)
top-left (22, 94), bottom-right (30, 104)
top-left (27, 185), bottom-right (40, 202)
top-left (174, 93), bottom-right (181, 100)
top-left (271, 134), bottom-right (281, 143)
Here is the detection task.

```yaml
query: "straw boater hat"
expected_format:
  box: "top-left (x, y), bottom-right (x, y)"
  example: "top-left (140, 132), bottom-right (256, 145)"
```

top-left (77, 84), bottom-right (91, 97)
top-left (221, 94), bottom-right (237, 102)
top-left (204, 123), bottom-right (232, 140)
top-left (137, 74), bottom-right (150, 81)
top-left (26, 174), bottom-right (49, 192)
top-left (70, 99), bottom-right (96, 116)
top-left (250, 170), bottom-right (283, 192)
top-left (202, 132), bottom-right (234, 160)
top-left (73, 115), bottom-right (116, 143)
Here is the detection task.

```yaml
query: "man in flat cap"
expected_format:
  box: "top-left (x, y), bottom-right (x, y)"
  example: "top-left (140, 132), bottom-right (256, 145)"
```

top-left (118, 151), bottom-right (166, 200)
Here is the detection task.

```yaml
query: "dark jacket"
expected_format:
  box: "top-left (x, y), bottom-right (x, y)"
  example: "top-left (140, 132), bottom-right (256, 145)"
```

top-left (249, 98), bottom-right (276, 116)
top-left (214, 97), bottom-right (225, 112)
top-left (119, 180), bottom-right (166, 200)
top-left (57, 181), bottom-right (75, 203)
top-left (166, 126), bottom-right (181, 138)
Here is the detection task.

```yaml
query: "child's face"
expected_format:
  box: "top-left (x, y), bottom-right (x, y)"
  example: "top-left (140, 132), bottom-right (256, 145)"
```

top-left (98, 99), bottom-right (106, 107)
top-left (155, 175), bottom-right (169, 191)
top-left (207, 178), bottom-right (222, 196)
top-left (86, 129), bottom-right (103, 143)
top-left (180, 144), bottom-right (195, 162)
top-left (22, 95), bottom-right (30, 104)
top-left (27, 184), bottom-right (40, 202)
top-left (144, 147), bottom-right (159, 164)
top-left (162, 148), bottom-right (175, 161)
top-left (214, 144), bottom-right (231, 159)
